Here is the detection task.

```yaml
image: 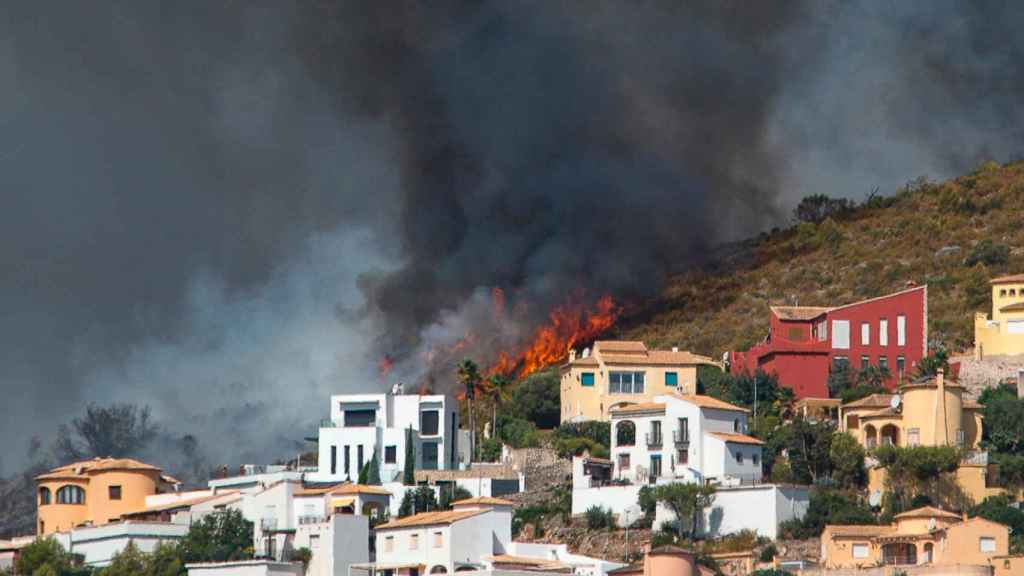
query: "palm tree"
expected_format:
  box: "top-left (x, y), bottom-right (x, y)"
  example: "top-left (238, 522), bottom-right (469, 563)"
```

top-left (457, 359), bottom-right (482, 461)
top-left (485, 374), bottom-right (515, 442)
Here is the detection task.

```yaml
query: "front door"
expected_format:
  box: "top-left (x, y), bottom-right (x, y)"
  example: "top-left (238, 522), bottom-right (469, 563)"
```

top-left (649, 455), bottom-right (662, 483)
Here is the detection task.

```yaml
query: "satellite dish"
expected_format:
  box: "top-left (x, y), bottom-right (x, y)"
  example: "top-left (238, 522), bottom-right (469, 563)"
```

top-left (890, 395), bottom-right (902, 411)
top-left (928, 518), bottom-right (937, 532)
top-left (869, 490), bottom-right (882, 507)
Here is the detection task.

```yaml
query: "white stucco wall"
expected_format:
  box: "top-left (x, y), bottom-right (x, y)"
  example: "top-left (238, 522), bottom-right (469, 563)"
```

top-left (186, 560), bottom-right (303, 576)
top-left (653, 484), bottom-right (809, 540)
top-left (56, 522), bottom-right (188, 567)
top-left (293, 514), bottom-right (368, 576)
top-left (571, 484), bottom-right (642, 522)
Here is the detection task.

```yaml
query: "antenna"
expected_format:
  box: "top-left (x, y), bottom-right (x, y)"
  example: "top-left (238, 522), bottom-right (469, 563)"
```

top-left (890, 395), bottom-right (902, 412)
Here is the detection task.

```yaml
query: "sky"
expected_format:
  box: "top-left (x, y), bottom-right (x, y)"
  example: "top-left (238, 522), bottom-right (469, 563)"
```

top-left (1, 1), bottom-right (1022, 476)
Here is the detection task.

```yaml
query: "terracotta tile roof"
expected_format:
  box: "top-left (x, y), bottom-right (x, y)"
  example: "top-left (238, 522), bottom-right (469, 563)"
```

top-left (609, 402), bottom-right (666, 415)
top-left (485, 554), bottom-right (570, 570)
top-left (859, 408), bottom-right (901, 419)
top-left (649, 545), bottom-right (694, 556)
top-left (595, 341), bottom-right (648, 353)
top-left (841, 393), bottom-right (895, 409)
top-left (294, 483), bottom-right (391, 497)
top-left (999, 302), bottom-right (1024, 312)
top-left (708, 432), bottom-right (764, 445)
top-left (600, 350), bottom-right (717, 366)
top-left (452, 496), bottom-right (514, 506)
top-left (569, 356), bottom-right (600, 367)
top-left (37, 457), bottom-right (161, 481)
top-left (893, 506), bottom-right (962, 520)
top-left (823, 524), bottom-right (895, 537)
top-left (675, 394), bottom-right (750, 413)
top-left (606, 564), bottom-right (643, 575)
top-left (771, 306), bottom-right (830, 321)
top-left (375, 509), bottom-right (486, 530)
top-left (991, 274), bottom-right (1024, 285)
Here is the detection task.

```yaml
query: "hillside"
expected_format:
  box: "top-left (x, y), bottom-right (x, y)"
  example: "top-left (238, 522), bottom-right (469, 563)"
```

top-left (619, 160), bottom-right (1024, 359)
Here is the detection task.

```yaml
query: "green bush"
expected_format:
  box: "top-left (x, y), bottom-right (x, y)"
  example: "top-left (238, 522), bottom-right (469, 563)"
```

top-left (508, 369), bottom-right (561, 429)
top-left (779, 489), bottom-right (875, 539)
top-left (479, 438), bottom-right (503, 462)
top-left (555, 421), bottom-right (611, 446)
top-left (965, 239), bottom-right (1009, 267)
top-left (759, 544), bottom-right (778, 562)
top-left (497, 415), bottom-right (541, 448)
top-left (585, 505), bottom-right (615, 530)
top-left (512, 505), bottom-right (546, 537)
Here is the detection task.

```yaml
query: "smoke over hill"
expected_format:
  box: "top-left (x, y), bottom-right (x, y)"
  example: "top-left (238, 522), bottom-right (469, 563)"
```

top-left (1, 1), bottom-right (1023, 475)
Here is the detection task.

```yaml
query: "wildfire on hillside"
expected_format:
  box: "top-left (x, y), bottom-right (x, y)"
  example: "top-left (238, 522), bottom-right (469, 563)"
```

top-left (486, 294), bottom-right (622, 378)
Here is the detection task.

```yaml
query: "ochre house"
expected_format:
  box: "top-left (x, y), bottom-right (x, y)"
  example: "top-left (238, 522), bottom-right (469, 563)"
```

top-left (975, 273), bottom-right (1024, 358)
top-left (560, 340), bottom-right (720, 423)
top-left (821, 506), bottom-right (1008, 569)
top-left (839, 369), bottom-right (1001, 505)
top-left (35, 457), bottom-right (179, 534)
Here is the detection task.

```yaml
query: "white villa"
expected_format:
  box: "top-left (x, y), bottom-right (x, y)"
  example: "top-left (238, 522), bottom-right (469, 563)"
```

top-left (313, 385), bottom-right (460, 484)
top-left (571, 394), bottom-right (809, 540)
top-left (355, 497), bottom-right (622, 575)
top-left (607, 394), bottom-right (763, 486)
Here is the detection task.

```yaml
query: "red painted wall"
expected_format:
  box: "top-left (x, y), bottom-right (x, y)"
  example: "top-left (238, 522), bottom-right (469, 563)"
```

top-left (729, 286), bottom-right (928, 399)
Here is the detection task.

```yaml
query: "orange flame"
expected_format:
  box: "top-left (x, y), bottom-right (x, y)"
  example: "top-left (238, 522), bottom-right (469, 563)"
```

top-left (377, 355), bottom-right (394, 381)
top-left (487, 294), bottom-right (622, 378)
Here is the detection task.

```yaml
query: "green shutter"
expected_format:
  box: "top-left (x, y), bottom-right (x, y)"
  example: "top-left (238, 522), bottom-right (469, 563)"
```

top-left (665, 372), bottom-right (678, 386)
top-left (581, 372), bottom-right (595, 387)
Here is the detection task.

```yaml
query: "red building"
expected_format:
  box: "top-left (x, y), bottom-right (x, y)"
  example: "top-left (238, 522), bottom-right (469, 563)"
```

top-left (728, 285), bottom-right (928, 399)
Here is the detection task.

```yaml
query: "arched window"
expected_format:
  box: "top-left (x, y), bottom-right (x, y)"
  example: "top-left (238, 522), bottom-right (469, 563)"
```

top-left (56, 485), bottom-right (85, 505)
top-left (615, 421), bottom-right (636, 446)
top-left (430, 566), bottom-right (449, 574)
top-left (38, 487), bottom-right (51, 505)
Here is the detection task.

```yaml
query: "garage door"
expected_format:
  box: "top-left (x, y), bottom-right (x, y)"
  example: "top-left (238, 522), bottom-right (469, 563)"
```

top-left (1008, 321), bottom-right (1024, 334)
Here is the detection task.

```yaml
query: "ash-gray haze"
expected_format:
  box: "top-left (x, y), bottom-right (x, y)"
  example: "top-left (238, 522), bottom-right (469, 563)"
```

top-left (1, 1), bottom-right (1022, 476)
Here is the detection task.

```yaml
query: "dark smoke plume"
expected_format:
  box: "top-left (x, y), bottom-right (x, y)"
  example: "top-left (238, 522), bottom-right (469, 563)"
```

top-left (1, 1), bottom-right (1023, 475)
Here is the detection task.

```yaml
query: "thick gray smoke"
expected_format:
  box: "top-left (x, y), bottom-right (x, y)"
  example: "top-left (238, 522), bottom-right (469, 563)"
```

top-left (1, 1), bottom-right (1022, 476)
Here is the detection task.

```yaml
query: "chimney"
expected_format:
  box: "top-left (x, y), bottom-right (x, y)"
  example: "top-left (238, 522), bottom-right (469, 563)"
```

top-left (672, 346), bottom-right (679, 353)
top-left (569, 349), bottom-right (577, 363)
top-left (582, 347), bottom-right (590, 358)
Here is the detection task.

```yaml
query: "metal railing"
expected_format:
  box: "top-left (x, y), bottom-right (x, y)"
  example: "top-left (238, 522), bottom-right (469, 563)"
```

top-left (646, 431), bottom-right (663, 447)
top-left (673, 429), bottom-right (690, 445)
top-left (298, 515), bottom-right (326, 525)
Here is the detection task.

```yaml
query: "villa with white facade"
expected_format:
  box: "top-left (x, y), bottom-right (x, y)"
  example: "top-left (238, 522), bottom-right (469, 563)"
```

top-left (313, 385), bottom-right (460, 484)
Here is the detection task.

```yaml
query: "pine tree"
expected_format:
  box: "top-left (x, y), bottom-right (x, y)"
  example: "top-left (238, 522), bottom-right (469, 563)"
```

top-left (403, 425), bottom-right (416, 485)
top-left (367, 448), bottom-right (382, 485)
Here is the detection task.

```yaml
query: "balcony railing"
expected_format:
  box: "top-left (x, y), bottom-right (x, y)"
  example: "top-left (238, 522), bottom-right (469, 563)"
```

top-left (298, 515), bottom-right (326, 525)
top-left (673, 430), bottom-right (690, 445)
top-left (646, 432), bottom-right (663, 447)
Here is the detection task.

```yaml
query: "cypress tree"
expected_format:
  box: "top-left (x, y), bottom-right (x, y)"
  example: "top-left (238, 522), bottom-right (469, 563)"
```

top-left (367, 448), bottom-right (382, 485)
top-left (403, 425), bottom-right (416, 485)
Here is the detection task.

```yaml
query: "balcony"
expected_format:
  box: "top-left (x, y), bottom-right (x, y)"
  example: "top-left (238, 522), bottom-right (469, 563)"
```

top-left (298, 515), bottom-right (326, 525)
top-left (673, 429), bottom-right (690, 446)
top-left (646, 431), bottom-right (663, 447)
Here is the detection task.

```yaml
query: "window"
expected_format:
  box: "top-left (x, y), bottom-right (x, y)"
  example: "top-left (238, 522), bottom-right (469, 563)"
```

top-left (664, 372), bottom-right (678, 387)
top-left (735, 451), bottom-right (744, 464)
top-left (421, 410), bottom-right (440, 436)
top-left (852, 544), bottom-right (870, 559)
top-left (609, 372), bottom-right (645, 394)
top-left (385, 445), bottom-right (397, 464)
top-left (108, 485), bottom-right (122, 500)
top-left (618, 453), bottom-right (631, 471)
top-left (648, 421), bottom-right (662, 446)
top-left (677, 417), bottom-right (689, 444)
top-left (384, 536), bottom-right (394, 552)
top-left (879, 356), bottom-right (888, 371)
top-left (56, 485), bottom-right (85, 505)
top-left (581, 372), bottom-right (595, 387)
top-left (753, 453), bottom-right (760, 466)
top-left (846, 415), bottom-right (859, 430)
top-left (433, 531), bottom-right (444, 548)
top-left (1012, 289), bottom-right (1018, 297)
top-left (897, 315), bottom-right (906, 346)
top-left (879, 319), bottom-right (889, 346)
top-left (358, 445), bottom-right (364, 472)
top-left (831, 320), bottom-right (850, 349)
top-left (957, 429), bottom-right (965, 448)
top-left (860, 355), bottom-right (870, 369)
top-left (678, 449), bottom-right (688, 465)
top-left (907, 428), bottom-right (920, 447)
top-left (39, 487), bottom-right (51, 505)
top-left (833, 356), bottom-right (849, 371)
top-left (344, 409), bottom-right (376, 427)
top-left (331, 446), bottom-right (337, 475)
top-left (422, 442), bottom-right (439, 470)
top-left (409, 534), bottom-right (419, 550)
top-left (817, 320), bottom-right (828, 341)
top-left (650, 455), bottom-right (662, 479)
top-left (980, 537), bottom-right (997, 552)
top-left (344, 446), bottom-right (351, 476)
top-left (734, 419), bottom-right (741, 433)
top-left (896, 356), bottom-right (905, 377)
top-left (861, 322), bottom-right (870, 346)
top-left (309, 535), bottom-right (320, 550)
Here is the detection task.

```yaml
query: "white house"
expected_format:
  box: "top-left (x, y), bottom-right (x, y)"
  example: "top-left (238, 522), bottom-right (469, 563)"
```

top-left (186, 560), bottom-right (304, 576)
top-left (654, 483), bottom-right (810, 540)
top-left (312, 386), bottom-right (460, 484)
top-left (52, 521), bottom-right (188, 568)
top-left (292, 513), bottom-right (369, 576)
top-left (606, 394), bottom-right (763, 486)
top-left (354, 497), bottom-right (619, 575)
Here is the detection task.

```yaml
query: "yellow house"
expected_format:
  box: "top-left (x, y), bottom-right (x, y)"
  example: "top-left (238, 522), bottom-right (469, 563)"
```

top-left (35, 457), bottom-right (179, 535)
top-left (559, 340), bottom-right (720, 423)
top-left (839, 369), bottom-right (1000, 505)
top-left (975, 273), bottom-right (1024, 358)
top-left (821, 506), bottom-right (1009, 569)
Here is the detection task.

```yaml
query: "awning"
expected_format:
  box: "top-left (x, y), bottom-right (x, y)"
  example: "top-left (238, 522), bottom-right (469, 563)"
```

top-left (330, 497), bottom-right (355, 508)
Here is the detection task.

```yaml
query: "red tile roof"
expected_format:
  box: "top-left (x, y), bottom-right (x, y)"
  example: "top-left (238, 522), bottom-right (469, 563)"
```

top-left (771, 306), bottom-right (830, 321)
top-left (893, 506), bottom-right (962, 520)
top-left (708, 432), bottom-right (764, 445)
top-left (375, 509), bottom-right (486, 530)
top-left (991, 274), bottom-right (1024, 285)
top-left (675, 394), bottom-right (750, 413)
